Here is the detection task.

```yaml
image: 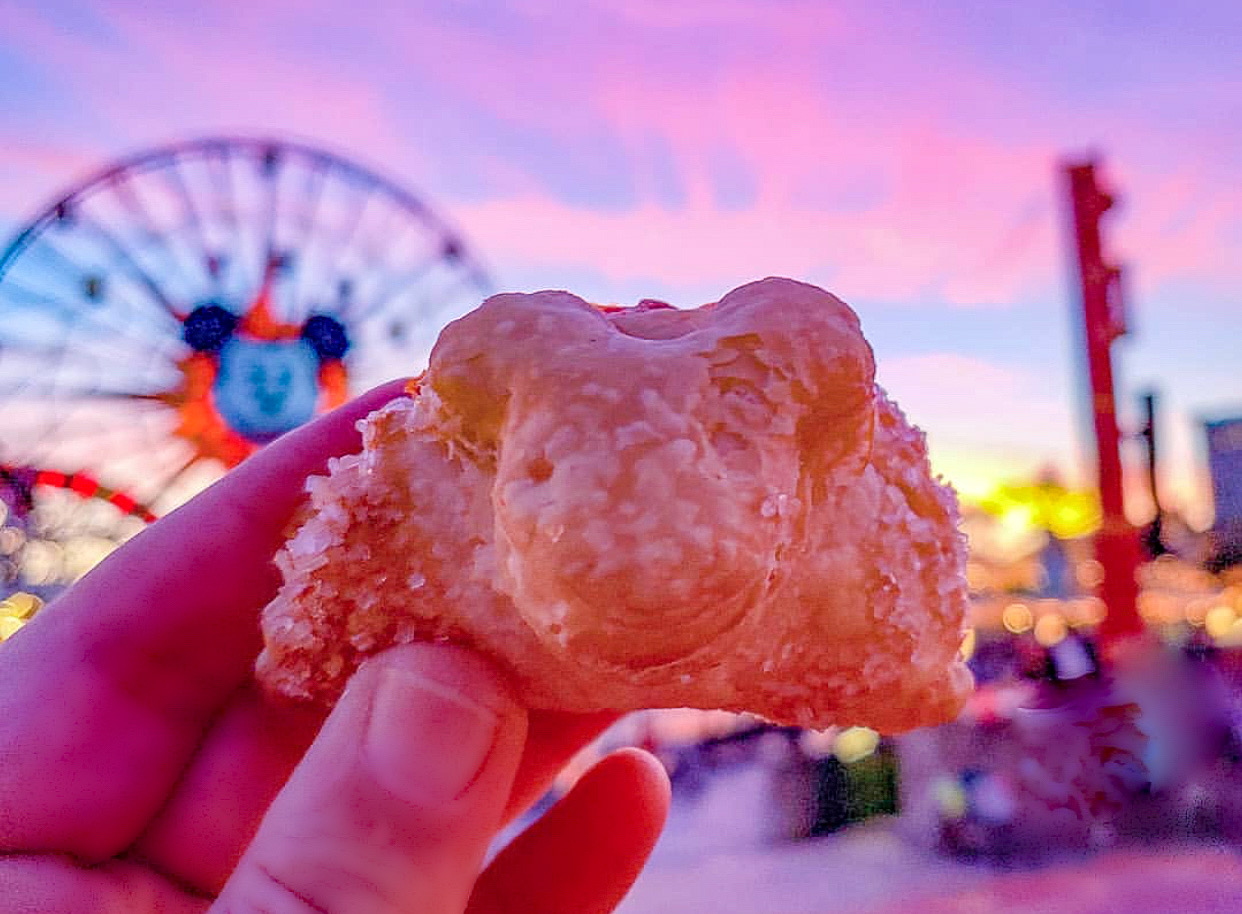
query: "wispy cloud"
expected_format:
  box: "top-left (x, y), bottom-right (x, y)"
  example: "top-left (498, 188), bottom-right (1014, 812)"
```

top-left (2, 0), bottom-right (1238, 313)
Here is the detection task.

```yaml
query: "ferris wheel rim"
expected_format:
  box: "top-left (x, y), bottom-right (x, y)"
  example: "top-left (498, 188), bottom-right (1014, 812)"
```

top-left (0, 133), bottom-right (495, 519)
top-left (0, 133), bottom-right (493, 290)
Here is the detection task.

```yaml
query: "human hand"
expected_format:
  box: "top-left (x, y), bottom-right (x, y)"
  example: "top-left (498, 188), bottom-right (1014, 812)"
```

top-left (0, 381), bottom-right (670, 913)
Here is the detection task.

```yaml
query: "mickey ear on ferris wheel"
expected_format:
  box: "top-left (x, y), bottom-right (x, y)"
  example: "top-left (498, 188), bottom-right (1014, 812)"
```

top-left (183, 302), bottom-right (240, 353)
top-left (301, 313), bottom-right (350, 362)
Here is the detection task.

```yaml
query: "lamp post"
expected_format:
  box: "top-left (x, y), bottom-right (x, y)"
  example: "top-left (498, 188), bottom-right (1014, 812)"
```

top-left (1062, 159), bottom-right (1143, 644)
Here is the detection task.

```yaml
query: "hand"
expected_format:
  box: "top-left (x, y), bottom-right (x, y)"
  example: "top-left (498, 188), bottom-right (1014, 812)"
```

top-left (0, 381), bottom-right (670, 913)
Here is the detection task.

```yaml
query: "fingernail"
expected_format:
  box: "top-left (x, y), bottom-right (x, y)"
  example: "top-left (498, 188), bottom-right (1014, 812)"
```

top-left (366, 668), bottom-right (500, 805)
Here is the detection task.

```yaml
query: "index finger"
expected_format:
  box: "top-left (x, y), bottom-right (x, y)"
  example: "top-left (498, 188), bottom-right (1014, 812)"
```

top-left (0, 380), bottom-right (408, 860)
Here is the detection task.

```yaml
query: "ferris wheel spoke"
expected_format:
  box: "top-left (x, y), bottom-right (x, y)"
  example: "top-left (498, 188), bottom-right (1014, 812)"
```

top-left (68, 207), bottom-right (183, 320)
top-left (110, 175), bottom-right (205, 301)
top-left (214, 145), bottom-right (260, 296)
top-left (0, 289), bottom-right (182, 365)
top-left (349, 203), bottom-right (415, 278)
top-left (313, 182), bottom-right (380, 301)
top-left (160, 160), bottom-right (217, 292)
top-left (1, 402), bottom-right (174, 476)
top-left (353, 266), bottom-right (481, 335)
top-left (0, 396), bottom-right (173, 441)
top-left (0, 278), bottom-right (182, 360)
top-left (285, 158), bottom-right (330, 321)
top-left (140, 450), bottom-right (207, 506)
top-left (17, 232), bottom-right (98, 291)
top-left (25, 273), bottom-right (179, 358)
top-left (0, 363), bottom-right (173, 396)
top-left (342, 250), bottom-right (443, 325)
top-left (206, 145), bottom-right (242, 238)
top-left (260, 144), bottom-right (283, 271)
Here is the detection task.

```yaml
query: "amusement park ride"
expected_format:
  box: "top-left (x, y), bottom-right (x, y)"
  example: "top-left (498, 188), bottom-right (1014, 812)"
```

top-left (0, 137), bottom-right (490, 598)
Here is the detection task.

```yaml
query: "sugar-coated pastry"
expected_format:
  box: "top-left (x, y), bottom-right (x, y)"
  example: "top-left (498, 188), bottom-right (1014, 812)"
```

top-left (257, 278), bottom-right (972, 732)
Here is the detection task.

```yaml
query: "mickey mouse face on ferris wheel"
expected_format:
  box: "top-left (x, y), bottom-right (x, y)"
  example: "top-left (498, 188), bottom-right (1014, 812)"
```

top-left (182, 303), bottom-right (352, 443)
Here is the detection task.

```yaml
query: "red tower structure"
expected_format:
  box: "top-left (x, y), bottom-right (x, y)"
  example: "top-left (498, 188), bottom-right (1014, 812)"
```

top-left (1063, 159), bottom-right (1143, 643)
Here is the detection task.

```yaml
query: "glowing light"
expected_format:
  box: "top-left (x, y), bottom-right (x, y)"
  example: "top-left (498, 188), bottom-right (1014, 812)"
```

top-left (1076, 559), bottom-right (1105, 590)
top-left (1077, 597), bottom-right (1107, 627)
top-left (974, 480), bottom-right (1101, 541)
top-left (1138, 593), bottom-right (1165, 622)
top-left (933, 777), bottom-right (967, 820)
top-left (1034, 613), bottom-right (1068, 647)
top-left (1218, 618), bottom-right (1242, 648)
top-left (965, 561), bottom-right (990, 592)
top-left (833, 726), bottom-right (880, 764)
top-left (1045, 493), bottom-right (1100, 539)
top-left (1206, 605), bottom-right (1237, 640)
top-left (1002, 602), bottom-right (1033, 634)
top-left (1000, 504), bottom-right (1037, 534)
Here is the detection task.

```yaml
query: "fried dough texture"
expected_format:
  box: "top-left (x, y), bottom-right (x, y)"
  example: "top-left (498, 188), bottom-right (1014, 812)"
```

top-left (257, 278), bottom-right (972, 732)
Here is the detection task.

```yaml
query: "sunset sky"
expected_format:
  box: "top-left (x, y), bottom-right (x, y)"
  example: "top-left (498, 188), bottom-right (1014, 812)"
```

top-left (1, 0), bottom-right (1240, 526)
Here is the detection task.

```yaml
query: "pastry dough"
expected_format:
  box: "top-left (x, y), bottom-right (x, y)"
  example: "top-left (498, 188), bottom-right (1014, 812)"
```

top-left (258, 278), bottom-right (971, 732)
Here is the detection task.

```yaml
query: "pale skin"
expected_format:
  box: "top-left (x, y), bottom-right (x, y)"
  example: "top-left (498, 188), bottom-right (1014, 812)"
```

top-left (0, 380), bottom-right (670, 913)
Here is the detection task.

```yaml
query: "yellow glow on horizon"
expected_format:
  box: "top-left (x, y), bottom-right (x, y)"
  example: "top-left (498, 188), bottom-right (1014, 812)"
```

top-left (972, 481), bottom-right (1101, 540)
top-left (934, 455), bottom-right (1215, 537)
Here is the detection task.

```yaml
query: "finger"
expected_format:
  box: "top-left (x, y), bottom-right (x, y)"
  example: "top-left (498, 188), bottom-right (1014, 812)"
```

top-left (501, 710), bottom-right (618, 824)
top-left (0, 380), bottom-right (408, 860)
top-left (127, 685), bottom-right (326, 896)
top-left (0, 854), bottom-right (206, 914)
top-left (211, 643), bottom-right (527, 914)
top-left (52, 377), bottom-right (412, 716)
top-left (468, 748), bottom-right (670, 914)
top-left (131, 690), bottom-right (614, 898)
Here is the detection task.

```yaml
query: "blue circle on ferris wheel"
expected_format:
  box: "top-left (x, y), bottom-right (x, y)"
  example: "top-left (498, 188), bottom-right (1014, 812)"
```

top-left (213, 338), bottom-right (322, 443)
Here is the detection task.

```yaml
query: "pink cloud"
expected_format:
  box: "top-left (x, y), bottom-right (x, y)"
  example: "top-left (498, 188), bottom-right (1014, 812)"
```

top-left (1112, 167), bottom-right (1242, 309)
top-left (2, 0), bottom-right (1238, 319)
top-left (0, 3), bottom-right (432, 191)
top-left (876, 352), bottom-right (1079, 477)
top-left (450, 133), bottom-right (1061, 308)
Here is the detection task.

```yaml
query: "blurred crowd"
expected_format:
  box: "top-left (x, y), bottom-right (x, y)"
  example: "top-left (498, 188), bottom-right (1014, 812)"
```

top-left (902, 627), bottom-right (1242, 863)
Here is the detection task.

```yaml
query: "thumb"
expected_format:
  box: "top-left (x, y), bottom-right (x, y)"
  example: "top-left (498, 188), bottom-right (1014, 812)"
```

top-left (211, 643), bottom-right (528, 914)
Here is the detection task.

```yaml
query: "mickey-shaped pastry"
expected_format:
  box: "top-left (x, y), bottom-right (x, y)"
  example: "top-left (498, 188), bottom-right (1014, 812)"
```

top-left (258, 278), bottom-right (972, 732)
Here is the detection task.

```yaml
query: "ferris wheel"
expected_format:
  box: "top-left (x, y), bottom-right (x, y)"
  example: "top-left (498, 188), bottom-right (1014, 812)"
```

top-left (0, 136), bottom-right (490, 596)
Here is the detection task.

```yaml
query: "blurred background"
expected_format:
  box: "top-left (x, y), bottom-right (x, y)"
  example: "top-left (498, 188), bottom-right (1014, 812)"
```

top-left (1, 1), bottom-right (1241, 911)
